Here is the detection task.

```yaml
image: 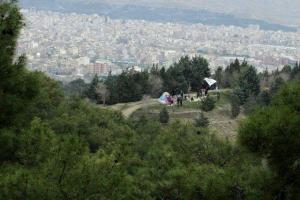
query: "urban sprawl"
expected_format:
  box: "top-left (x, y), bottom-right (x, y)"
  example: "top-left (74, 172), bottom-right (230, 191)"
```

top-left (18, 9), bottom-right (300, 82)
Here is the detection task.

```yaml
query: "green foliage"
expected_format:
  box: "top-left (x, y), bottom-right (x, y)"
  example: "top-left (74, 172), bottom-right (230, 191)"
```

top-left (257, 90), bottom-right (271, 106)
top-left (213, 66), bottom-right (223, 87)
top-left (63, 78), bottom-right (88, 97)
top-left (0, 2), bottom-right (289, 199)
top-left (281, 65), bottom-right (292, 74)
top-left (290, 62), bottom-right (300, 80)
top-left (86, 74), bottom-right (100, 102)
top-left (159, 107), bottom-right (169, 124)
top-left (201, 96), bottom-right (216, 112)
top-left (103, 71), bottom-right (149, 104)
top-left (243, 96), bottom-right (258, 115)
top-left (270, 76), bottom-right (284, 96)
top-left (165, 56), bottom-right (210, 92)
top-left (116, 71), bottom-right (149, 103)
top-left (0, 129), bottom-right (18, 162)
top-left (194, 112), bottom-right (209, 127)
top-left (105, 73), bottom-right (119, 104)
top-left (101, 55), bottom-right (210, 105)
top-left (230, 94), bottom-right (241, 118)
top-left (17, 118), bottom-right (56, 166)
top-left (238, 78), bottom-right (300, 199)
top-left (222, 59), bottom-right (245, 88)
top-left (236, 65), bottom-right (260, 104)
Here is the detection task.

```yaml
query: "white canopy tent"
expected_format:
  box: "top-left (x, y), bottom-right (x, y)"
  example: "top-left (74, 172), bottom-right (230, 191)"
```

top-left (204, 78), bottom-right (217, 87)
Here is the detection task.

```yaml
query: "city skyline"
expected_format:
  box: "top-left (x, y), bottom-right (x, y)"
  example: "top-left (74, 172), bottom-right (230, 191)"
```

top-left (17, 9), bottom-right (300, 82)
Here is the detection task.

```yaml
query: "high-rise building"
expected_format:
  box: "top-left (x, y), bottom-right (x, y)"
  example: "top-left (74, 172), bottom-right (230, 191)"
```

top-left (89, 60), bottom-right (110, 76)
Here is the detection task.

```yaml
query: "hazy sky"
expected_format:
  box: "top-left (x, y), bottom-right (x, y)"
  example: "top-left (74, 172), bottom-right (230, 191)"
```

top-left (22, 0), bottom-right (300, 26)
top-left (103, 0), bottom-right (300, 26)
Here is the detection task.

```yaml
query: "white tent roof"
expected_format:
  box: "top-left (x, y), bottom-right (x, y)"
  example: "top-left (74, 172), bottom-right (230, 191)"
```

top-left (204, 78), bottom-right (217, 86)
top-left (162, 92), bottom-right (170, 96)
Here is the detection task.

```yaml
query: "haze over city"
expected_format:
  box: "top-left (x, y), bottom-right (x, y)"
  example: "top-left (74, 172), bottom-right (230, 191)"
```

top-left (18, 0), bottom-right (300, 81)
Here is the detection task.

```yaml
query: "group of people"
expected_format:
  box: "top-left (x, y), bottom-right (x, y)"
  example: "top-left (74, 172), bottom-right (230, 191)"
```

top-left (160, 90), bottom-right (184, 107)
top-left (161, 87), bottom-right (214, 107)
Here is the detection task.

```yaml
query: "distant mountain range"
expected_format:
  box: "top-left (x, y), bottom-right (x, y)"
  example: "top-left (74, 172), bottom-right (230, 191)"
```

top-left (20, 0), bottom-right (298, 32)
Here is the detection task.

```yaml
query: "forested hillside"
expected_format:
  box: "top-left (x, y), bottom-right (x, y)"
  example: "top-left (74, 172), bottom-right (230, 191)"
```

top-left (1, 1), bottom-right (299, 199)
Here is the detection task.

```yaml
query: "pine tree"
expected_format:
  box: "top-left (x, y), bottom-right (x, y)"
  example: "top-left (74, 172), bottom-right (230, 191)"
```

top-left (201, 96), bottom-right (216, 112)
top-left (270, 76), bottom-right (284, 96)
top-left (237, 65), bottom-right (260, 104)
top-left (214, 66), bottom-right (223, 87)
top-left (239, 78), bottom-right (300, 198)
top-left (257, 90), bottom-right (271, 106)
top-left (159, 107), bottom-right (169, 124)
top-left (0, 1), bottom-right (40, 128)
top-left (230, 94), bottom-right (240, 118)
top-left (86, 74), bottom-right (99, 102)
top-left (105, 73), bottom-right (119, 104)
top-left (195, 112), bottom-right (209, 127)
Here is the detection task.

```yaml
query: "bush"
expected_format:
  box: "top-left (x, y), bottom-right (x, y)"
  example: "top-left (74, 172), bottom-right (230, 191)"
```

top-left (257, 90), bottom-right (271, 106)
top-left (270, 77), bottom-right (284, 96)
top-left (230, 94), bottom-right (240, 118)
top-left (195, 112), bottom-right (209, 127)
top-left (243, 96), bottom-right (258, 115)
top-left (159, 107), bottom-right (169, 124)
top-left (238, 78), bottom-right (300, 198)
top-left (201, 97), bottom-right (216, 112)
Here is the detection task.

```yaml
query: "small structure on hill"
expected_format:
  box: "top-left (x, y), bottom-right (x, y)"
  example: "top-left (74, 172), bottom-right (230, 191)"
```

top-left (203, 78), bottom-right (217, 90)
top-left (200, 78), bottom-right (218, 96)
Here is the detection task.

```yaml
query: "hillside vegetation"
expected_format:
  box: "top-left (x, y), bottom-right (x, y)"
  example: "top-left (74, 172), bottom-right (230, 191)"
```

top-left (1, 1), bottom-right (300, 199)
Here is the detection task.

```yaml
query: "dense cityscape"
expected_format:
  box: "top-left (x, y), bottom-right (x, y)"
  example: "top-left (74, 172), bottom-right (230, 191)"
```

top-left (18, 9), bottom-right (300, 82)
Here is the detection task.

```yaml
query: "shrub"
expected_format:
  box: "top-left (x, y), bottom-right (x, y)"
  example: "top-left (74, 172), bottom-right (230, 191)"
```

top-left (257, 90), bottom-right (271, 106)
top-left (195, 112), bottom-right (209, 128)
top-left (238, 78), bottom-right (300, 198)
top-left (159, 107), bottom-right (169, 124)
top-left (230, 94), bottom-right (240, 118)
top-left (243, 96), bottom-right (258, 115)
top-left (201, 97), bottom-right (216, 112)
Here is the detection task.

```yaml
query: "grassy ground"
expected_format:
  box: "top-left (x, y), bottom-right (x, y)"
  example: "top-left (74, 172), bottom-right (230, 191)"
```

top-left (131, 92), bottom-right (243, 141)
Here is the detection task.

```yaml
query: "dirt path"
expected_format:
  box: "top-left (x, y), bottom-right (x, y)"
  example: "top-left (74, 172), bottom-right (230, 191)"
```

top-left (110, 99), bottom-right (158, 118)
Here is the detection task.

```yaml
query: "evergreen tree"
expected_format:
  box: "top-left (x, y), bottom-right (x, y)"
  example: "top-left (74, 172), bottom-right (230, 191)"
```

top-left (291, 62), bottom-right (300, 80)
top-left (239, 78), bottom-right (300, 199)
top-left (64, 78), bottom-right (88, 97)
top-left (230, 94), bottom-right (241, 118)
top-left (167, 64), bottom-right (189, 93)
top-left (0, 0), bottom-right (40, 128)
top-left (214, 66), bottom-right (223, 87)
top-left (190, 56), bottom-right (211, 90)
top-left (270, 76), bottom-right (284, 96)
top-left (223, 59), bottom-right (241, 88)
top-left (105, 72), bottom-right (119, 104)
top-left (86, 74), bottom-right (99, 102)
top-left (226, 58), bottom-right (241, 74)
top-left (195, 112), bottom-right (209, 127)
top-left (0, 2), bottom-right (288, 199)
top-left (257, 90), bottom-right (271, 106)
top-left (201, 96), bottom-right (216, 112)
top-left (243, 95), bottom-right (258, 115)
top-left (281, 65), bottom-right (292, 74)
top-left (159, 107), bottom-right (169, 124)
top-left (237, 65), bottom-right (260, 104)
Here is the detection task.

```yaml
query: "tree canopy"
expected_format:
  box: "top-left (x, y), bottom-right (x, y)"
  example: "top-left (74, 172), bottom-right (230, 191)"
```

top-left (239, 78), bottom-right (300, 199)
top-left (1, 1), bottom-right (299, 199)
